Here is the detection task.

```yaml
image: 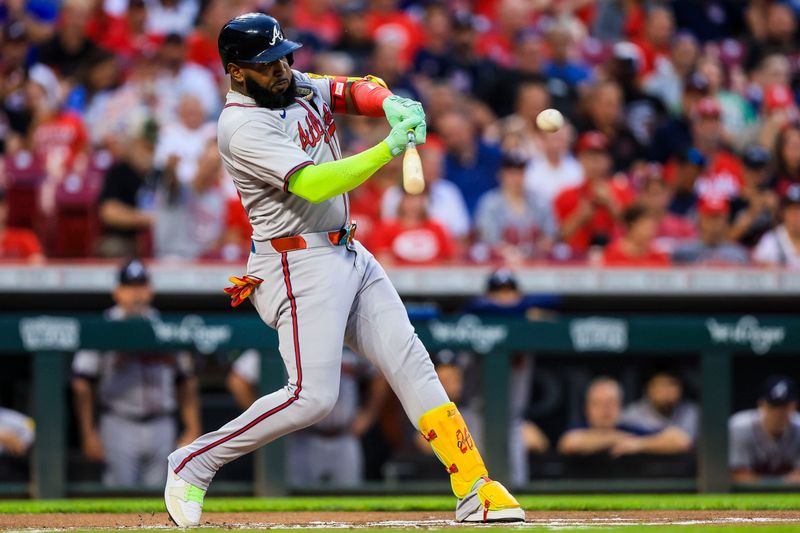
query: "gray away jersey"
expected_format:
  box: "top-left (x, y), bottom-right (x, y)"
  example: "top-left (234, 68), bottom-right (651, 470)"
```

top-left (218, 70), bottom-right (347, 241)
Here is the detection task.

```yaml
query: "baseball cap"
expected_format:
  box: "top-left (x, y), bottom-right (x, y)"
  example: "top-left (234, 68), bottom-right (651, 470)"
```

top-left (678, 147), bottom-right (707, 167)
top-left (118, 259), bottom-right (150, 286)
top-left (487, 268), bottom-right (519, 292)
top-left (684, 72), bottom-right (710, 94)
top-left (698, 195), bottom-right (729, 216)
top-left (764, 84), bottom-right (795, 112)
top-left (781, 183), bottom-right (800, 207)
top-left (612, 41), bottom-right (642, 72)
top-left (742, 145), bottom-right (770, 169)
top-left (500, 153), bottom-right (527, 169)
top-left (691, 97), bottom-right (722, 120)
top-left (760, 376), bottom-right (798, 406)
top-left (575, 131), bottom-right (609, 154)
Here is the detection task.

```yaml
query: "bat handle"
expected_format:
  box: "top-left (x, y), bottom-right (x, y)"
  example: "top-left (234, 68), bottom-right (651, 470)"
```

top-left (406, 130), bottom-right (416, 147)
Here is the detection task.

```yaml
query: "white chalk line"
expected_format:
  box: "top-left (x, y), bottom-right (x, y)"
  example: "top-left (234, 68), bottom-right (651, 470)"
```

top-left (5, 516), bottom-right (799, 532)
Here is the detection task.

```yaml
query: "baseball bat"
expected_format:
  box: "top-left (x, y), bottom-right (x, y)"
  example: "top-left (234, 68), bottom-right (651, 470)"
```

top-left (402, 130), bottom-right (425, 195)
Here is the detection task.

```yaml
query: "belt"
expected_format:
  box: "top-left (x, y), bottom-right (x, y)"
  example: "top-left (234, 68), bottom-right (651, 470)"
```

top-left (251, 222), bottom-right (357, 255)
top-left (101, 410), bottom-right (174, 423)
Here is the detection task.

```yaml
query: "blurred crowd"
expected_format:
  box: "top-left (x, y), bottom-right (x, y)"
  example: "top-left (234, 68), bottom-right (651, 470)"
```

top-left (3, 0), bottom-right (800, 267)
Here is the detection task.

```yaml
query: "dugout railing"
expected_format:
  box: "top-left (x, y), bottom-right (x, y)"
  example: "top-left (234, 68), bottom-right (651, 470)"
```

top-left (1, 312), bottom-right (799, 498)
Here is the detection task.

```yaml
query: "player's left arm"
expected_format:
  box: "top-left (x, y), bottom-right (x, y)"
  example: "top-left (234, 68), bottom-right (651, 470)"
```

top-left (308, 73), bottom-right (426, 143)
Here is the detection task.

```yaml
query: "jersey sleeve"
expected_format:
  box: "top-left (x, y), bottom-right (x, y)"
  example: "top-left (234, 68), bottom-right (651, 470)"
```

top-left (728, 413), bottom-right (753, 470)
top-left (232, 350), bottom-right (260, 385)
top-left (228, 120), bottom-right (313, 193)
top-left (303, 72), bottom-right (334, 108)
top-left (72, 350), bottom-right (101, 378)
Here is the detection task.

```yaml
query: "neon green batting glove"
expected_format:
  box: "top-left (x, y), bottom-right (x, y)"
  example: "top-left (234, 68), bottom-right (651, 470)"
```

top-left (382, 95), bottom-right (427, 144)
top-left (384, 117), bottom-right (423, 156)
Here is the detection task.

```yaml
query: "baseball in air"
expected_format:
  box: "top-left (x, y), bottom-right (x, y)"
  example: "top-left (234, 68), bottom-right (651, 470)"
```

top-left (536, 108), bottom-right (564, 133)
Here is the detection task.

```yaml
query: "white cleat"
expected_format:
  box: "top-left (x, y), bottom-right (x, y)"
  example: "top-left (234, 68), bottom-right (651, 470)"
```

top-left (164, 467), bottom-right (205, 527)
top-left (456, 477), bottom-right (526, 523)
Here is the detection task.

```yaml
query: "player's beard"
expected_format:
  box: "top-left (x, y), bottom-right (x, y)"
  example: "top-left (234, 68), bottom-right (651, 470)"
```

top-left (246, 75), bottom-right (297, 109)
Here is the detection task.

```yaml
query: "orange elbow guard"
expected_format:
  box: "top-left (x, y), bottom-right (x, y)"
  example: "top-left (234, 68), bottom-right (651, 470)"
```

top-left (350, 78), bottom-right (393, 117)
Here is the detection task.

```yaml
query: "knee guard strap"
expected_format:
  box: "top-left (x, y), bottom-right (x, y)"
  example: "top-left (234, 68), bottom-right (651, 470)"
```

top-left (418, 402), bottom-right (488, 499)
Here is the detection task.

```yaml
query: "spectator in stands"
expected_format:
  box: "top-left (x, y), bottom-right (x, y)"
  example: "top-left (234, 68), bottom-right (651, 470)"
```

top-left (630, 5), bottom-right (674, 78)
top-left (372, 190), bottom-right (456, 265)
top-left (381, 140), bottom-right (470, 242)
top-left (576, 80), bottom-right (644, 173)
top-left (672, 196), bottom-right (750, 265)
top-left (650, 73), bottom-right (710, 164)
top-left (608, 41), bottom-right (667, 148)
top-left (667, 147), bottom-right (706, 217)
top-left (38, 0), bottom-right (99, 79)
top-left (729, 145), bottom-right (778, 248)
top-left (690, 97), bottom-right (745, 201)
top-left (446, 12), bottom-right (501, 104)
top-left (485, 80), bottom-right (550, 161)
top-left (85, 0), bottom-right (157, 62)
top-left (696, 54), bottom-right (757, 149)
top-left (473, 154), bottom-right (557, 264)
top-left (155, 33), bottom-right (221, 120)
top-left (555, 131), bottom-right (634, 259)
top-left (70, 49), bottom-right (122, 121)
top-left (366, 0), bottom-right (423, 69)
top-left (0, 190), bottom-right (44, 262)
top-left (154, 93), bottom-right (216, 184)
top-left (227, 349), bottom-right (388, 487)
top-left (753, 183), bottom-right (800, 268)
top-left (0, 0), bottom-right (58, 45)
top-left (96, 119), bottom-right (157, 258)
top-left (438, 111), bottom-right (503, 215)
top-left (642, 33), bottom-right (700, 116)
top-left (185, 0), bottom-right (236, 76)
top-left (144, 0), bottom-right (199, 37)
top-left (24, 62), bottom-right (89, 213)
top-left (772, 124), bottom-right (800, 195)
top-left (621, 369), bottom-right (699, 442)
top-left (411, 3), bottom-right (454, 83)
top-left (543, 18), bottom-right (592, 92)
top-left (756, 83), bottom-right (798, 153)
top-left (524, 123), bottom-right (584, 206)
top-left (729, 376), bottom-right (800, 483)
top-left (558, 376), bottom-right (692, 457)
top-left (602, 204), bottom-right (670, 266)
top-left (1, 21), bottom-right (31, 153)
top-left (637, 168), bottom-right (696, 255)
top-left (744, 2), bottom-right (799, 73)
top-left (483, 30), bottom-right (548, 119)
top-left (332, 1), bottom-right (374, 70)
top-left (154, 138), bottom-right (225, 260)
top-left (0, 406), bottom-right (34, 482)
top-left (71, 259), bottom-right (201, 487)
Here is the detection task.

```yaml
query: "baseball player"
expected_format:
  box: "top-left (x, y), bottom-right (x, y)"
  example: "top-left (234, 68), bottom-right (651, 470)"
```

top-left (72, 259), bottom-right (201, 487)
top-left (165, 13), bottom-right (523, 525)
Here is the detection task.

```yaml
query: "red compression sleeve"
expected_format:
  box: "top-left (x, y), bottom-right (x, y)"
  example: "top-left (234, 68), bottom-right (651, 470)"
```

top-left (350, 79), bottom-right (393, 117)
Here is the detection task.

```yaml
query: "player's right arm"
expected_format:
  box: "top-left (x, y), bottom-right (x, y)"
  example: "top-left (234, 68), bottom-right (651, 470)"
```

top-left (71, 351), bottom-right (104, 462)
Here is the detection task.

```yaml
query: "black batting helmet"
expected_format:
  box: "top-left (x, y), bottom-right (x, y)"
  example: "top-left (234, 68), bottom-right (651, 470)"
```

top-left (218, 13), bottom-right (301, 72)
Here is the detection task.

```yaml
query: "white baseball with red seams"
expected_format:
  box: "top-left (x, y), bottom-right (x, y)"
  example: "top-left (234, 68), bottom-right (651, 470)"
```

top-left (536, 108), bottom-right (564, 133)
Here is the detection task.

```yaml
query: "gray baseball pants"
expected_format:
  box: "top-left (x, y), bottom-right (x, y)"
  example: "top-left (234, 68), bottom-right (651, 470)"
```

top-left (168, 240), bottom-right (448, 488)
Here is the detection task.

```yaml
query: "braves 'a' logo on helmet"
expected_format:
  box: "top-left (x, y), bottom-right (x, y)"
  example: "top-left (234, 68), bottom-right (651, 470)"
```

top-left (268, 25), bottom-right (283, 46)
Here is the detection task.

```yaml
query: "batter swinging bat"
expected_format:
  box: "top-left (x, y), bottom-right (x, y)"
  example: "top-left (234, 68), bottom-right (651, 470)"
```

top-left (403, 130), bottom-right (425, 195)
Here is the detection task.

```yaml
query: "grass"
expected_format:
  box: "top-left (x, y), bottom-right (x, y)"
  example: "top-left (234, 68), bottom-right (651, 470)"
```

top-left (1, 493), bottom-right (799, 514)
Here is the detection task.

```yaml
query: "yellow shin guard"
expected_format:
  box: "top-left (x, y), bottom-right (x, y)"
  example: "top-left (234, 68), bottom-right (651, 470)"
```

top-left (418, 402), bottom-right (488, 499)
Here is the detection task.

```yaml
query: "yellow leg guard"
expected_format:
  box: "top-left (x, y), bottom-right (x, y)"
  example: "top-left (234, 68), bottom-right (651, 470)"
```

top-left (418, 402), bottom-right (488, 499)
